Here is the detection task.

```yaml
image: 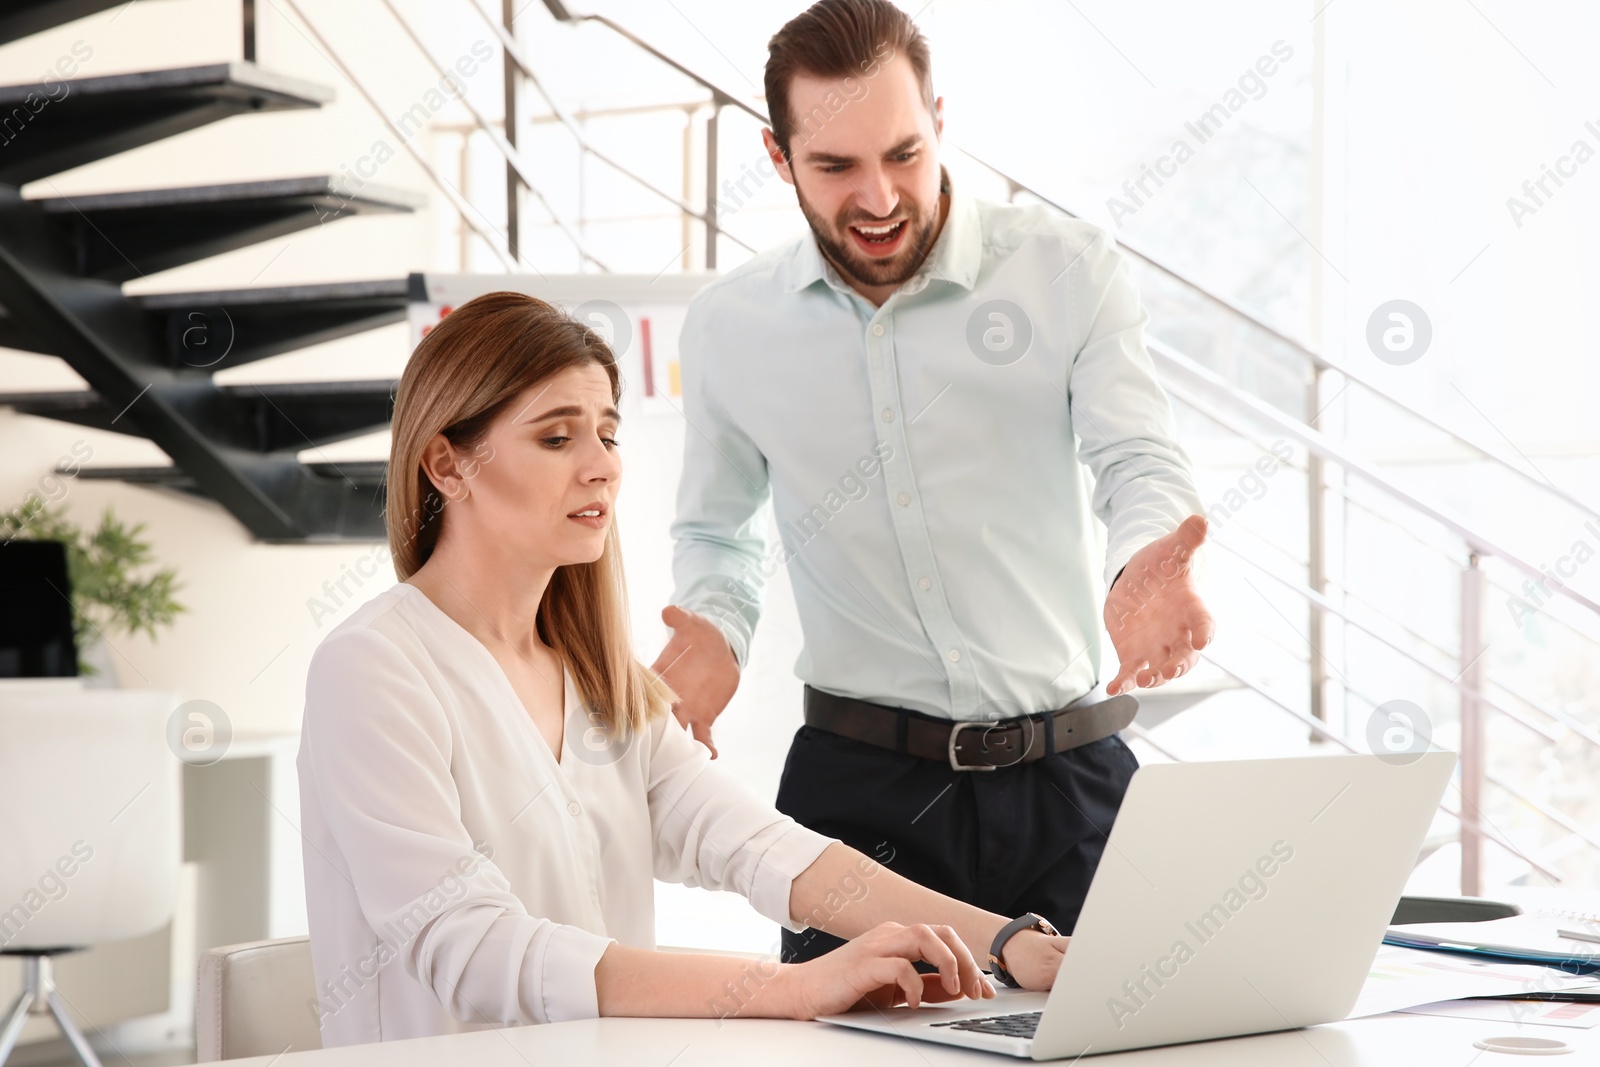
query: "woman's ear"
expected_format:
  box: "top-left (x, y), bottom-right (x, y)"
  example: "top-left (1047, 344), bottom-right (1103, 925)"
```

top-left (420, 433), bottom-right (470, 502)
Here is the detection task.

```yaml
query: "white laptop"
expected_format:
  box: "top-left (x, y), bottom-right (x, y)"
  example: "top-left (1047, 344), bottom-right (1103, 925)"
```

top-left (818, 751), bottom-right (1456, 1059)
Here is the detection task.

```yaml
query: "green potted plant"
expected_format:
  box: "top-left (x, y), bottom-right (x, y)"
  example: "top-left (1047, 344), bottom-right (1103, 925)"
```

top-left (2, 499), bottom-right (185, 680)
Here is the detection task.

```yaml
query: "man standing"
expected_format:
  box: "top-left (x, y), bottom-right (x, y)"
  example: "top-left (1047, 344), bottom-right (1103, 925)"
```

top-left (653, 0), bottom-right (1213, 975)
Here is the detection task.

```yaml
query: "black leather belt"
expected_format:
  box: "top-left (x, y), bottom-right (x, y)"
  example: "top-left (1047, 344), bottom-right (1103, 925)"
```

top-left (802, 686), bottom-right (1138, 771)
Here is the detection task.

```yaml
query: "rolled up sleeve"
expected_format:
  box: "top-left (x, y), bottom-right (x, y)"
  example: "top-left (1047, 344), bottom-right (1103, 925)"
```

top-left (523, 923), bottom-right (613, 1022)
top-left (643, 714), bottom-right (834, 932)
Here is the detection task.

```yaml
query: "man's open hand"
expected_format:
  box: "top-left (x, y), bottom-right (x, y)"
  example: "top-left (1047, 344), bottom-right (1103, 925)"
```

top-left (650, 605), bottom-right (740, 758)
top-left (1103, 515), bottom-right (1215, 696)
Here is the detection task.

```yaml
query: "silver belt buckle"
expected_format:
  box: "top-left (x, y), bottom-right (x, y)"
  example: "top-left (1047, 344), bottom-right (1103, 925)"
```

top-left (948, 721), bottom-right (998, 772)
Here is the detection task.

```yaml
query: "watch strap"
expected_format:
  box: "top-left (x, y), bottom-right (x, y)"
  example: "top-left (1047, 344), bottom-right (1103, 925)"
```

top-left (987, 912), bottom-right (1058, 987)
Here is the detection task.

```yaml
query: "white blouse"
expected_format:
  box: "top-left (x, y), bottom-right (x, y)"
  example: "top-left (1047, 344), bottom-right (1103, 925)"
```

top-left (296, 582), bottom-right (834, 1047)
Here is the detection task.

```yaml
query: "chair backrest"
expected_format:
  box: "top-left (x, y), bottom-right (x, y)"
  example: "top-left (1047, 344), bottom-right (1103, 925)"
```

top-left (1391, 895), bottom-right (1523, 925)
top-left (0, 688), bottom-right (181, 949)
top-left (196, 935), bottom-right (321, 1061)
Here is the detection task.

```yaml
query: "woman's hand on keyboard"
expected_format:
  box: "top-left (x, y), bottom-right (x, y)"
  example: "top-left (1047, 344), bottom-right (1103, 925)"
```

top-left (782, 921), bottom-right (996, 1017)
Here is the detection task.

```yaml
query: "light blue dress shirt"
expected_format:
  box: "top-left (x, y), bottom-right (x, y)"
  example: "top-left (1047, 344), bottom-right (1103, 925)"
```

top-left (668, 176), bottom-right (1201, 721)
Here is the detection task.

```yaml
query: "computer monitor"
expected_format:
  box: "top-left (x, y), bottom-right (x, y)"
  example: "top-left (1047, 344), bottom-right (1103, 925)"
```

top-left (0, 539), bottom-right (79, 677)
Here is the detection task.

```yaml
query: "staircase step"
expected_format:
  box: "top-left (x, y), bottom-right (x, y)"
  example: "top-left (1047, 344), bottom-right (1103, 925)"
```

top-left (137, 277), bottom-right (414, 372)
top-left (0, 0), bottom-right (130, 46)
top-left (33, 176), bottom-right (423, 282)
top-left (0, 185), bottom-right (406, 540)
top-left (0, 277), bottom-right (414, 369)
top-left (0, 379), bottom-right (397, 452)
top-left (77, 459), bottom-right (388, 492)
top-left (218, 379), bottom-right (397, 452)
top-left (0, 301), bottom-right (34, 352)
top-left (75, 460), bottom-right (389, 540)
top-left (0, 387), bottom-right (123, 434)
top-left (0, 63), bottom-right (333, 187)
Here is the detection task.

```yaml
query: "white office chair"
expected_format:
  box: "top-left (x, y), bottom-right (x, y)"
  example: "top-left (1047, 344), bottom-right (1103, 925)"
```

top-left (195, 936), bottom-right (320, 1061)
top-left (0, 689), bottom-right (182, 1067)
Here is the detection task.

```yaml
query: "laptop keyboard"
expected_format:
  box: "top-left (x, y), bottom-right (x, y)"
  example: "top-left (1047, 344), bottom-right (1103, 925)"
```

top-left (930, 1010), bottom-right (1041, 1039)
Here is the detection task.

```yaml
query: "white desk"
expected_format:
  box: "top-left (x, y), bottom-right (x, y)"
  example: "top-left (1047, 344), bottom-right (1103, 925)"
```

top-left (221, 1007), bottom-right (1597, 1065)
top-left (213, 887), bottom-right (1600, 1064)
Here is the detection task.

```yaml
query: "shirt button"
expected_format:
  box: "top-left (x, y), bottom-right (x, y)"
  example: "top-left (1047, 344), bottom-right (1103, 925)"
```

top-left (918, 577), bottom-right (932, 590)
top-left (948, 649), bottom-right (961, 662)
top-left (567, 801), bottom-right (581, 816)
top-left (881, 407), bottom-right (895, 423)
top-left (896, 492), bottom-right (910, 507)
top-left (871, 323), bottom-right (885, 336)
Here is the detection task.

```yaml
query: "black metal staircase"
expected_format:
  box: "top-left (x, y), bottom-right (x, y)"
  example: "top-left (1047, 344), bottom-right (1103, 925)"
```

top-left (0, 23), bottom-right (418, 541)
top-left (0, 0), bottom-right (132, 46)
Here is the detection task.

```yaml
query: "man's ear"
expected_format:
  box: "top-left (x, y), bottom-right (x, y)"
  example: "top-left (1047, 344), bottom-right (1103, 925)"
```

top-left (933, 95), bottom-right (944, 139)
top-left (761, 128), bottom-right (796, 186)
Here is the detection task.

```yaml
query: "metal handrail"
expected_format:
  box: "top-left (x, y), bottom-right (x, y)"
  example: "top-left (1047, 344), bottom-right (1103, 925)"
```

top-left (373, 0), bottom-right (612, 271)
top-left (959, 146), bottom-right (1600, 526)
top-left (1198, 645), bottom-right (1564, 884)
top-left (1164, 355), bottom-right (1587, 883)
top-left (1310, 479), bottom-right (1600, 652)
top-left (1123, 721), bottom-right (1182, 762)
top-left (1154, 338), bottom-right (1600, 617)
top-left (281, 0), bottom-right (521, 272)
top-left (542, 5), bottom-right (768, 123)
top-left (1163, 336), bottom-right (1600, 872)
top-left (1236, 637), bottom-right (1600, 864)
top-left (1208, 536), bottom-right (1575, 749)
top-left (1179, 450), bottom-right (1581, 742)
top-left (537, 1), bottom-right (1598, 532)
top-left (1167, 351), bottom-right (1600, 878)
top-left (464, 3), bottom-right (759, 256)
top-left (1484, 770), bottom-right (1600, 856)
top-left (1175, 354), bottom-right (1599, 657)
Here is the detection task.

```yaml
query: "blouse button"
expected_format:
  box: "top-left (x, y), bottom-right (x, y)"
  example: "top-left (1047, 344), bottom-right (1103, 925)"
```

top-left (567, 801), bottom-right (582, 816)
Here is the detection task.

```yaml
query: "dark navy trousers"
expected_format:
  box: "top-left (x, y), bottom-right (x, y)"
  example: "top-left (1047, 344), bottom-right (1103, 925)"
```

top-left (774, 718), bottom-right (1138, 963)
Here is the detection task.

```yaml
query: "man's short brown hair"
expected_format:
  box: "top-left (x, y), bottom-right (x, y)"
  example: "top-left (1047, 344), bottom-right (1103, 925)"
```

top-left (764, 0), bottom-right (935, 160)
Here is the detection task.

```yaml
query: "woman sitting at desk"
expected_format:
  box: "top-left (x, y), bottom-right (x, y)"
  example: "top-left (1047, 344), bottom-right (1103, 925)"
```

top-left (296, 292), bottom-right (1069, 1047)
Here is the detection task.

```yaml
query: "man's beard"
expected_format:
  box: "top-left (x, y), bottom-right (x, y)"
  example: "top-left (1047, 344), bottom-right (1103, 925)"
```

top-left (796, 185), bottom-right (939, 290)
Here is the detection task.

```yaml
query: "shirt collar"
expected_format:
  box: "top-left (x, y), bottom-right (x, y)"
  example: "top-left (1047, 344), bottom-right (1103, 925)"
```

top-left (784, 167), bottom-right (981, 295)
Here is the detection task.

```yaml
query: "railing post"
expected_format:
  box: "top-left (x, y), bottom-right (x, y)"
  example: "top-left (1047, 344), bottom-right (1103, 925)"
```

top-left (1307, 364), bottom-right (1328, 733)
top-left (682, 106), bottom-right (695, 271)
top-left (704, 101), bottom-right (720, 270)
top-left (1460, 552), bottom-right (1488, 896)
top-left (243, 0), bottom-right (256, 61)
top-left (502, 0), bottom-right (521, 264)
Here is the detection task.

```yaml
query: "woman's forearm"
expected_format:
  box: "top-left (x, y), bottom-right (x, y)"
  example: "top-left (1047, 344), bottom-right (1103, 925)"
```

top-left (788, 841), bottom-right (1009, 965)
top-left (592, 842), bottom-right (1015, 1020)
top-left (594, 943), bottom-right (794, 1020)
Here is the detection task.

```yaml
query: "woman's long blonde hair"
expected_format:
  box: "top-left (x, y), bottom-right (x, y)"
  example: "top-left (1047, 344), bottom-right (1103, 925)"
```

top-left (386, 291), bottom-right (671, 734)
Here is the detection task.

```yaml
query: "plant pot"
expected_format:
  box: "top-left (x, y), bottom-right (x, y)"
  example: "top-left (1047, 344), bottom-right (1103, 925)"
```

top-left (80, 636), bottom-right (121, 687)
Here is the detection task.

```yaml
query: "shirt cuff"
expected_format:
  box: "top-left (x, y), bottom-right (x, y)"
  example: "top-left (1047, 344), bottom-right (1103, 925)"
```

top-left (704, 610), bottom-right (751, 671)
top-left (1105, 545), bottom-right (1140, 591)
top-left (524, 923), bottom-right (615, 1024)
top-left (747, 823), bottom-right (836, 933)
